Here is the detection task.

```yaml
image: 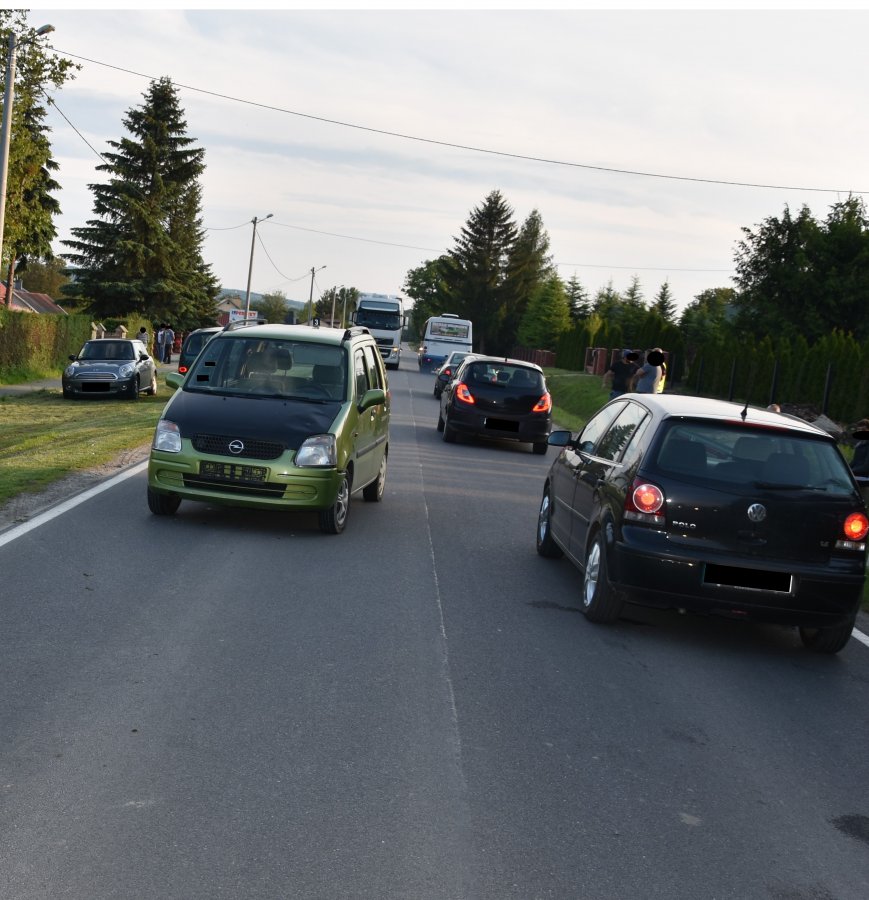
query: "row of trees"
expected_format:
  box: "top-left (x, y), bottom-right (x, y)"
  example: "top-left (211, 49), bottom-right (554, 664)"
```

top-left (403, 191), bottom-right (869, 413)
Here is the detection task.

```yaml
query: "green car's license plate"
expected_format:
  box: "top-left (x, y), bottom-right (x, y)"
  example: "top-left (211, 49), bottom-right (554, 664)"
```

top-left (199, 461), bottom-right (268, 483)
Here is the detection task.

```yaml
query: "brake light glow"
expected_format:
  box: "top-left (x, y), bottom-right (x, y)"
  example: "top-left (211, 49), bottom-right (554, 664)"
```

top-left (843, 512), bottom-right (869, 542)
top-left (456, 382), bottom-right (475, 404)
top-left (624, 478), bottom-right (665, 526)
top-left (532, 392), bottom-right (552, 413)
top-left (178, 366), bottom-right (188, 374)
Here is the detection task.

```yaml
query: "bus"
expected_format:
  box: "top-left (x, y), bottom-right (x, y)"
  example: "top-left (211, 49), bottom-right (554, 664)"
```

top-left (418, 314), bottom-right (473, 372)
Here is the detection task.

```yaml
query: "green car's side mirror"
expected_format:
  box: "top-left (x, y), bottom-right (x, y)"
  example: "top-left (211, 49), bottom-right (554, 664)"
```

top-left (358, 388), bottom-right (386, 412)
top-left (165, 372), bottom-right (184, 390)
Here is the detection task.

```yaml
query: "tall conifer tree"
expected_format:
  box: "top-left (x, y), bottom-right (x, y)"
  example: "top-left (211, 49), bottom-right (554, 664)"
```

top-left (442, 190), bottom-right (517, 354)
top-left (62, 77), bottom-right (218, 326)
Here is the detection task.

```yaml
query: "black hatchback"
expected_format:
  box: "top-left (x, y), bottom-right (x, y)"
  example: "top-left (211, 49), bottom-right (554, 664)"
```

top-left (437, 355), bottom-right (552, 454)
top-left (536, 394), bottom-right (868, 653)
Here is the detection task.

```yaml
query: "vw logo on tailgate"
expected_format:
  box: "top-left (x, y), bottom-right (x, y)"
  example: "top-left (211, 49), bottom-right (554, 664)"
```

top-left (746, 503), bottom-right (767, 523)
top-left (228, 440), bottom-right (245, 455)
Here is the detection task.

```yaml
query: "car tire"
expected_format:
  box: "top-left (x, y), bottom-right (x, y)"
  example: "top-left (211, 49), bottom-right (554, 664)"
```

top-left (798, 617), bottom-right (855, 654)
top-left (147, 371), bottom-right (158, 395)
top-left (436, 411), bottom-right (445, 432)
top-left (319, 472), bottom-right (351, 534)
top-left (532, 441), bottom-right (548, 455)
top-left (363, 452), bottom-right (387, 502)
top-left (581, 531), bottom-right (623, 623)
top-left (536, 487), bottom-right (563, 559)
top-left (442, 412), bottom-right (457, 443)
top-left (147, 486), bottom-right (181, 515)
top-left (128, 376), bottom-right (140, 401)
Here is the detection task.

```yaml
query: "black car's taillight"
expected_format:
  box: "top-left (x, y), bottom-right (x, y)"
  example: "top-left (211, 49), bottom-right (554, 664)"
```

top-left (624, 477), bottom-right (665, 526)
top-left (838, 511), bottom-right (869, 549)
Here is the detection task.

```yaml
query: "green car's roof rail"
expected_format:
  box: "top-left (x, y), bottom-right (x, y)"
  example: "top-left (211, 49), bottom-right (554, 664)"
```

top-left (341, 326), bottom-right (370, 344)
top-left (223, 317), bottom-right (268, 332)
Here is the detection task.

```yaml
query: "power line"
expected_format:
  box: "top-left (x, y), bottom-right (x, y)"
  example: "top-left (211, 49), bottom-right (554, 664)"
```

top-left (52, 48), bottom-right (868, 196)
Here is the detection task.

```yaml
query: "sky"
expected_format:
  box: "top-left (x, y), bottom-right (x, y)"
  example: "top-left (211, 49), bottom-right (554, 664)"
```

top-left (19, 6), bottom-right (869, 315)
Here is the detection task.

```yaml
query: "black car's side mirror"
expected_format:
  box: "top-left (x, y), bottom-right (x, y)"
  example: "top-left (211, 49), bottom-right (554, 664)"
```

top-left (548, 430), bottom-right (574, 448)
top-left (68, 354), bottom-right (76, 362)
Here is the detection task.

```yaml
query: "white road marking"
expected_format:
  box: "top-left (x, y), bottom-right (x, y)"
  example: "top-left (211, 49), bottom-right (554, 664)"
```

top-left (0, 461), bottom-right (148, 550)
top-left (2, 448), bottom-right (869, 651)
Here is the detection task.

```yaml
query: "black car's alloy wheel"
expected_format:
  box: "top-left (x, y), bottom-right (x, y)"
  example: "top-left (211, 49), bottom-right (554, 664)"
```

top-left (536, 488), bottom-right (563, 558)
top-left (581, 532), bottom-right (623, 623)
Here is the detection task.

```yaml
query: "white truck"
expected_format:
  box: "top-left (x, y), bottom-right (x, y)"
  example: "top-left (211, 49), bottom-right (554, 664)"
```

top-left (353, 294), bottom-right (405, 370)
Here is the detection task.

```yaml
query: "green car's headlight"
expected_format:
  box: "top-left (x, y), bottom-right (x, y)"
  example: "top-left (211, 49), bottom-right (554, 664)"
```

top-left (153, 419), bottom-right (182, 453)
top-left (295, 434), bottom-right (337, 468)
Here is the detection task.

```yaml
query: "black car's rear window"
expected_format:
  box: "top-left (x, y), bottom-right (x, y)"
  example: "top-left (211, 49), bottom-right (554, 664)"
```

top-left (651, 421), bottom-right (855, 494)
top-left (464, 362), bottom-right (543, 391)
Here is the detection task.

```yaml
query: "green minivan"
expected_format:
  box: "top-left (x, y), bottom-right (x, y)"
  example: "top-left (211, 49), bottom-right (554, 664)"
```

top-left (147, 322), bottom-right (389, 533)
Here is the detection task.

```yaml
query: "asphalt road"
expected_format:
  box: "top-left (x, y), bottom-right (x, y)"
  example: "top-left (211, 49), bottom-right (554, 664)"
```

top-left (1, 354), bottom-right (869, 899)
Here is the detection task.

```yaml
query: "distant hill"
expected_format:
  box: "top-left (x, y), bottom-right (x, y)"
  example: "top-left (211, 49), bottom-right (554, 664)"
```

top-left (218, 288), bottom-right (306, 311)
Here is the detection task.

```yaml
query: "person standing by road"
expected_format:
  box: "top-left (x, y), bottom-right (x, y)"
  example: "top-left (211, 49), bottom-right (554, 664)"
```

top-left (137, 326), bottom-right (150, 354)
top-left (163, 324), bottom-right (175, 363)
top-left (602, 350), bottom-right (639, 399)
top-left (632, 348), bottom-right (664, 394)
top-left (155, 324), bottom-right (166, 364)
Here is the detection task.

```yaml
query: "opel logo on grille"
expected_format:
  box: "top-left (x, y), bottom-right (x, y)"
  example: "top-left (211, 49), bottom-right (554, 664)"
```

top-left (747, 503), bottom-right (767, 523)
top-left (228, 440), bottom-right (245, 455)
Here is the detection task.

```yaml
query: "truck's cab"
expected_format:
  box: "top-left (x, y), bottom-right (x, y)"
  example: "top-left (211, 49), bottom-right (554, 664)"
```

top-left (353, 294), bottom-right (404, 370)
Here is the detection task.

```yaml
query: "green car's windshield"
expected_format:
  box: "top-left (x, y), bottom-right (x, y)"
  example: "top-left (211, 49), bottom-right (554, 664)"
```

top-left (185, 337), bottom-right (347, 401)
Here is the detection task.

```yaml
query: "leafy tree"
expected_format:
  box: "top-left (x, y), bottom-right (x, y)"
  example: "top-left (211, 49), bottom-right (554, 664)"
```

top-left (679, 287), bottom-right (735, 363)
top-left (16, 256), bottom-right (68, 297)
top-left (257, 290), bottom-right (290, 324)
top-left (733, 198), bottom-right (869, 342)
top-left (403, 257), bottom-right (448, 340)
top-left (517, 273), bottom-right (571, 350)
top-left (0, 11), bottom-right (78, 293)
top-left (441, 190), bottom-right (518, 354)
top-left (652, 280), bottom-right (678, 322)
top-left (316, 285), bottom-right (358, 326)
top-left (62, 77), bottom-right (219, 329)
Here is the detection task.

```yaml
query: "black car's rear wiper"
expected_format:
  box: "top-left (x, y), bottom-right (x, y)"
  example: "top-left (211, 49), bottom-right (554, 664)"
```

top-left (753, 481), bottom-right (807, 490)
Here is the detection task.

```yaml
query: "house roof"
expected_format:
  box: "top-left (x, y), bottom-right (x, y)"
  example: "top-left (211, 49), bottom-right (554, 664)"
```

top-left (0, 284), bottom-right (67, 314)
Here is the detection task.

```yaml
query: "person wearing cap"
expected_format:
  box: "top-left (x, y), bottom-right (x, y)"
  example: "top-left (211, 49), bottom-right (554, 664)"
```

top-left (602, 349), bottom-right (639, 399)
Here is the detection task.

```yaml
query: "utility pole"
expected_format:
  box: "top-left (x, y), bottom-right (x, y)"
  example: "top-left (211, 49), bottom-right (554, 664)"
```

top-left (243, 213), bottom-right (272, 320)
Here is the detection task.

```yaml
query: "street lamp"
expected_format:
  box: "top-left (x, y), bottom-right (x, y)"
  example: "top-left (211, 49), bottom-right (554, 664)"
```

top-left (243, 213), bottom-right (272, 320)
top-left (307, 265), bottom-right (326, 325)
top-left (0, 23), bottom-right (54, 296)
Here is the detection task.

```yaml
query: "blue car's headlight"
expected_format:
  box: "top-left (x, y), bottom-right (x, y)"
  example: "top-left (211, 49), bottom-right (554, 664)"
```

top-left (118, 363), bottom-right (135, 377)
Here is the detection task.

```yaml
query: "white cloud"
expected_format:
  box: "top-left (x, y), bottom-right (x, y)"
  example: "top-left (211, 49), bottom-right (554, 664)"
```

top-left (32, 8), bottom-right (869, 311)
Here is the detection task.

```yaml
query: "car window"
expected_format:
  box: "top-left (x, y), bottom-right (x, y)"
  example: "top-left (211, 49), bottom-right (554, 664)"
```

top-left (596, 402), bottom-right (649, 462)
top-left (577, 401), bottom-right (628, 454)
top-left (651, 422), bottom-right (856, 493)
top-left (354, 349), bottom-right (368, 398)
top-left (362, 344), bottom-right (383, 391)
top-left (186, 336), bottom-right (346, 400)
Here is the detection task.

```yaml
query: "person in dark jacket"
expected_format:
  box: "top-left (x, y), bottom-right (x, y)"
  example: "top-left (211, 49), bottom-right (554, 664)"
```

top-left (851, 418), bottom-right (869, 476)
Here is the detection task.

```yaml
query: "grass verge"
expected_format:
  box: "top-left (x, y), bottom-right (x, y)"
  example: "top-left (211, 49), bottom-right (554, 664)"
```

top-left (0, 389), bottom-right (164, 506)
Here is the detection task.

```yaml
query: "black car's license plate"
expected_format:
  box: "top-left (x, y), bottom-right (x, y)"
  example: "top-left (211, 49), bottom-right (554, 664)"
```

top-left (199, 461), bottom-right (268, 483)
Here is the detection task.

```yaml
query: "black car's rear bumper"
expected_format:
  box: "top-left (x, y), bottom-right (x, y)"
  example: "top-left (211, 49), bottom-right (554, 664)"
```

top-left (447, 408), bottom-right (551, 445)
top-left (611, 527), bottom-right (865, 626)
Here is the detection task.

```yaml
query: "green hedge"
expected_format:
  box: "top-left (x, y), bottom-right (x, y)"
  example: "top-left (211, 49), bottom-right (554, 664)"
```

top-left (0, 310), bottom-right (155, 382)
